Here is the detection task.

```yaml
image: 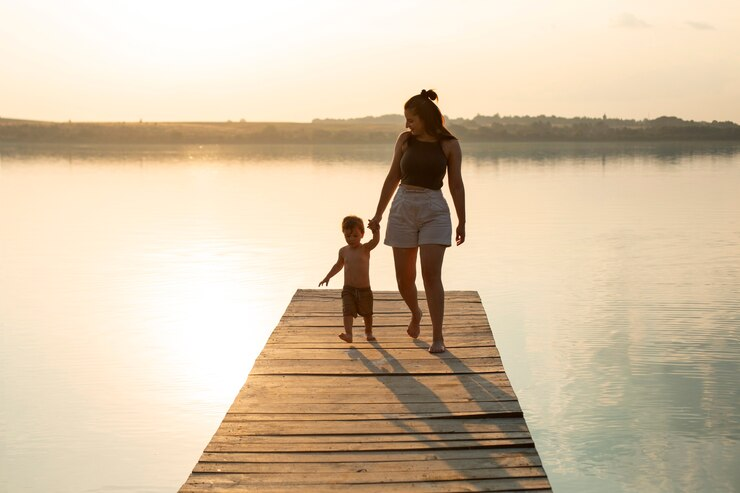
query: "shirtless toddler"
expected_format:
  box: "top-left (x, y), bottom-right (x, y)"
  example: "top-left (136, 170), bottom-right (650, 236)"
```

top-left (319, 215), bottom-right (380, 342)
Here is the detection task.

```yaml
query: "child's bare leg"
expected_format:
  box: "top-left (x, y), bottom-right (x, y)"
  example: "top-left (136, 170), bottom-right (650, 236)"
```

top-left (363, 315), bottom-right (376, 341)
top-left (339, 315), bottom-right (353, 343)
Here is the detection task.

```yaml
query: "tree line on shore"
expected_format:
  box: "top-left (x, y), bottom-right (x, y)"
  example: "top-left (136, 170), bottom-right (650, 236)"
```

top-left (1, 114), bottom-right (738, 145)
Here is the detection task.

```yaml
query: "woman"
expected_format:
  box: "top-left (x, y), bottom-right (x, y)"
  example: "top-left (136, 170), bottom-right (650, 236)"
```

top-left (368, 89), bottom-right (466, 353)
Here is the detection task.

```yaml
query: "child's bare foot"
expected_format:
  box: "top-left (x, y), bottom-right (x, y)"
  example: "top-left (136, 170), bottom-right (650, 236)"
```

top-left (407, 309), bottom-right (422, 339)
top-left (338, 333), bottom-right (353, 343)
top-left (429, 340), bottom-right (446, 353)
top-left (365, 331), bottom-right (377, 342)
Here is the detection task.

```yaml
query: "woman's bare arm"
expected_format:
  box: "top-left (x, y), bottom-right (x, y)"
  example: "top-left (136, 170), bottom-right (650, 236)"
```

top-left (445, 139), bottom-right (466, 245)
top-left (368, 132), bottom-right (409, 228)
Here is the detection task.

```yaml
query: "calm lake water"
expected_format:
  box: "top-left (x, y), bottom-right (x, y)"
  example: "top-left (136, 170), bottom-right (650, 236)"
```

top-left (1, 142), bottom-right (739, 492)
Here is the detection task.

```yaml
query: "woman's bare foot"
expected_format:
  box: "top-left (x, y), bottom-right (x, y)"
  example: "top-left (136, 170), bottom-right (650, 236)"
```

top-left (429, 340), bottom-right (446, 353)
top-left (365, 331), bottom-right (377, 342)
top-left (338, 333), bottom-right (353, 343)
top-left (407, 309), bottom-right (422, 339)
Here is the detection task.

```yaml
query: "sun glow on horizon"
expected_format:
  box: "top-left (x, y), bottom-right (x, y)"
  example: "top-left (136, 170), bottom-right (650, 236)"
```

top-left (1, 0), bottom-right (738, 123)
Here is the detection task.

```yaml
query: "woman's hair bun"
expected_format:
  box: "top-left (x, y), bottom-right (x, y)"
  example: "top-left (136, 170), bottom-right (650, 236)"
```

top-left (420, 89), bottom-right (438, 102)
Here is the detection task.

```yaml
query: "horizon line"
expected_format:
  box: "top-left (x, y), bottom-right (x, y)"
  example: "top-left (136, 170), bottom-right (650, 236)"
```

top-left (2, 113), bottom-right (738, 126)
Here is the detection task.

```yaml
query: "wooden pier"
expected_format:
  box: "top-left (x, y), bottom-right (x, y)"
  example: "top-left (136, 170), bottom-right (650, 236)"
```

top-left (179, 289), bottom-right (551, 492)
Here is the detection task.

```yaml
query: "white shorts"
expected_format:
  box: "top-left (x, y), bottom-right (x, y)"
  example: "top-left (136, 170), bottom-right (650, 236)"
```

top-left (384, 186), bottom-right (452, 248)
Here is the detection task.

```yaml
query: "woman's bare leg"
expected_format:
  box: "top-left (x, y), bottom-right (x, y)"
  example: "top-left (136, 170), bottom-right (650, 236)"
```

top-left (420, 244), bottom-right (446, 353)
top-left (393, 247), bottom-right (423, 338)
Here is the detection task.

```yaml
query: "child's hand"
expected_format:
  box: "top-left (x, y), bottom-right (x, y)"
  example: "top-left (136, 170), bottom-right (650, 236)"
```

top-left (318, 278), bottom-right (329, 287)
top-left (368, 216), bottom-right (381, 231)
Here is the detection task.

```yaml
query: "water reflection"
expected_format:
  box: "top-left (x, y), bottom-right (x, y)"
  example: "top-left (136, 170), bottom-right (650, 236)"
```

top-left (1, 142), bottom-right (739, 492)
top-left (2, 140), bottom-right (738, 165)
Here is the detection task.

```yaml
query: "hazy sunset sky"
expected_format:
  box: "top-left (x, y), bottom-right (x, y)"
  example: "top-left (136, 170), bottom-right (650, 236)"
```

top-left (1, 0), bottom-right (738, 123)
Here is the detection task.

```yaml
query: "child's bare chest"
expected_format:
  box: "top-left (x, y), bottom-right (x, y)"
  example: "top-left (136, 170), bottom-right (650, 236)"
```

top-left (342, 247), bottom-right (369, 264)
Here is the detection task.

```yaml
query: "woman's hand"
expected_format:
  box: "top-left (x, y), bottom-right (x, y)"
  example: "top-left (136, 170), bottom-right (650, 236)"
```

top-left (368, 215), bottom-right (382, 231)
top-left (456, 223), bottom-right (466, 246)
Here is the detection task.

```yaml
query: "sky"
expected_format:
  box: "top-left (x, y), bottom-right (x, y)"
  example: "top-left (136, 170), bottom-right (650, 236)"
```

top-left (1, 0), bottom-right (738, 123)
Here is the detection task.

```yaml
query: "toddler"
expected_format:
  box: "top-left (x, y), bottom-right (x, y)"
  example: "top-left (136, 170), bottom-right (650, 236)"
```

top-left (319, 215), bottom-right (380, 342)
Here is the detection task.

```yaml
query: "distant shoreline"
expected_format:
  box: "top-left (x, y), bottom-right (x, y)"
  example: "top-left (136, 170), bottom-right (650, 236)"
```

top-left (1, 114), bottom-right (738, 144)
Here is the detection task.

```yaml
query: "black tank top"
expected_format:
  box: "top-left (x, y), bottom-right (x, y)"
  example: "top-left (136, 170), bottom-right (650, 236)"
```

top-left (400, 135), bottom-right (448, 190)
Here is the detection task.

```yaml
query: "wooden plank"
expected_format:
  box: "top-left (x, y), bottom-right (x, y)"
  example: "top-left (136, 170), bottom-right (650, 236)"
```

top-left (211, 431), bottom-right (533, 442)
top-left (280, 308), bottom-right (487, 318)
top-left (250, 358), bottom-right (505, 375)
top-left (242, 373), bottom-right (515, 389)
top-left (282, 300), bottom-right (485, 311)
top-left (236, 389), bottom-right (518, 404)
top-left (275, 316), bottom-right (493, 327)
top-left (223, 411), bottom-right (524, 421)
top-left (204, 438), bottom-right (535, 453)
top-left (194, 454), bottom-right (543, 473)
top-left (228, 401), bottom-right (523, 415)
top-left (264, 335), bottom-right (497, 349)
top-left (179, 290), bottom-right (550, 492)
top-left (257, 346), bottom-right (501, 360)
top-left (198, 447), bottom-right (542, 464)
top-left (215, 417), bottom-right (531, 436)
top-left (264, 341), bottom-right (497, 348)
top-left (187, 466), bottom-right (547, 483)
top-left (181, 476), bottom-right (552, 493)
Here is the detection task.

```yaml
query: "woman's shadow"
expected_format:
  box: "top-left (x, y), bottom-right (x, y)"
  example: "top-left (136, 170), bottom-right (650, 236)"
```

top-left (344, 339), bottom-right (541, 485)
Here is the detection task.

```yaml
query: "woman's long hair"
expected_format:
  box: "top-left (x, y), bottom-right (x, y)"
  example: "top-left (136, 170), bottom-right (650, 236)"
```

top-left (404, 89), bottom-right (457, 140)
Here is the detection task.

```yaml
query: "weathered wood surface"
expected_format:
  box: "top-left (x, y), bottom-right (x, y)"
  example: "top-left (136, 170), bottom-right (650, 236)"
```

top-left (180, 289), bottom-right (551, 492)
